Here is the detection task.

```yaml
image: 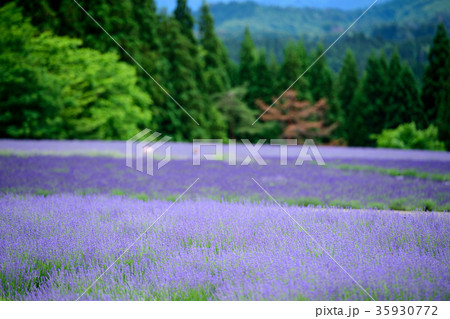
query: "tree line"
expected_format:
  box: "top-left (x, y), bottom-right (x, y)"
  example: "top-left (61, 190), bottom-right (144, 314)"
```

top-left (0, 0), bottom-right (449, 150)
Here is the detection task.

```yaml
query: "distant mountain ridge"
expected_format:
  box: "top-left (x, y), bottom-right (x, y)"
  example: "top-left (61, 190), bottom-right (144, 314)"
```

top-left (197, 0), bottom-right (450, 77)
top-left (207, 0), bottom-right (449, 38)
top-left (156, 0), bottom-right (385, 11)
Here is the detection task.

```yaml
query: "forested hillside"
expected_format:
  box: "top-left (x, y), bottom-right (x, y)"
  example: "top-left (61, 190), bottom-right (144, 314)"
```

top-left (206, 0), bottom-right (450, 77)
top-left (0, 0), bottom-right (449, 150)
top-left (157, 0), bottom-right (384, 11)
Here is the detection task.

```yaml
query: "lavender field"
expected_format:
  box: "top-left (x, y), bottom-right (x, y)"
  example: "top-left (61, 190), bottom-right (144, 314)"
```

top-left (1, 140), bottom-right (450, 301)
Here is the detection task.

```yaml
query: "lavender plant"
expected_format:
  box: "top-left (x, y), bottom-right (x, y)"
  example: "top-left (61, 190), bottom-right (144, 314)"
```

top-left (0, 194), bottom-right (448, 300)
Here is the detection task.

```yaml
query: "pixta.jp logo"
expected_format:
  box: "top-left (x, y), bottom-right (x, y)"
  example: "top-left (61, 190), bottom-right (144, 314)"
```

top-left (126, 129), bottom-right (171, 176)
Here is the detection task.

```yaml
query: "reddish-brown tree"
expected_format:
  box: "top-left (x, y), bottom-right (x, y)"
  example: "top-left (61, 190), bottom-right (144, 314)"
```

top-left (256, 90), bottom-right (337, 141)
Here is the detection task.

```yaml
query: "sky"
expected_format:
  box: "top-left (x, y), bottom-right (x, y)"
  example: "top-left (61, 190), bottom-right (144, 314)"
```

top-left (155, 0), bottom-right (385, 12)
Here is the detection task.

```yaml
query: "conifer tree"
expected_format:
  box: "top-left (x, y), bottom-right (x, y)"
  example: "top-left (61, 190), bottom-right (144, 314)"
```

top-left (174, 0), bottom-right (195, 43)
top-left (278, 40), bottom-right (310, 101)
top-left (346, 88), bottom-right (369, 146)
top-left (401, 63), bottom-right (424, 126)
top-left (247, 49), bottom-right (273, 105)
top-left (437, 80), bottom-right (450, 150)
top-left (337, 49), bottom-right (359, 115)
top-left (362, 51), bottom-right (390, 136)
top-left (157, 16), bottom-right (225, 140)
top-left (308, 43), bottom-right (342, 135)
top-left (268, 53), bottom-right (279, 85)
top-left (199, 1), bottom-right (230, 93)
top-left (422, 22), bottom-right (450, 124)
top-left (385, 48), bottom-right (407, 129)
top-left (346, 51), bottom-right (389, 145)
top-left (133, 0), bottom-right (159, 50)
top-left (308, 43), bottom-right (334, 102)
top-left (238, 27), bottom-right (257, 86)
top-left (386, 49), bottom-right (424, 129)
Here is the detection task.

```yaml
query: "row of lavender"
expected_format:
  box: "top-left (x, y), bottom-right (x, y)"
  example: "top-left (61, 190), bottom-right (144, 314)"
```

top-left (2, 139), bottom-right (450, 163)
top-left (1, 194), bottom-right (448, 300)
top-left (1, 155), bottom-right (449, 209)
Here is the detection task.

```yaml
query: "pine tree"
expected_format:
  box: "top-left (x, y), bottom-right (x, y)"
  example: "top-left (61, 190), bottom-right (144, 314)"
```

top-left (268, 52), bottom-right (279, 85)
top-left (346, 51), bottom-right (389, 145)
top-left (308, 43), bottom-right (334, 102)
top-left (308, 43), bottom-right (342, 136)
top-left (385, 48), bottom-right (407, 129)
top-left (363, 51), bottom-right (390, 136)
top-left (422, 22), bottom-right (450, 124)
top-left (346, 88), bottom-right (369, 146)
top-left (278, 40), bottom-right (310, 101)
top-left (386, 49), bottom-right (425, 129)
top-left (437, 79), bottom-right (450, 150)
top-left (174, 0), bottom-right (195, 43)
top-left (238, 27), bottom-right (257, 86)
top-left (247, 49), bottom-right (273, 105)
top-left (133, 0), bottom-right (159, 50)
top-left (157, 16), bottom-right (221, 140)
top-left (199, 1), bottom-right (230, 93)
top-left (401, 63), bottom-right (424, 126)
top-left (337, 49), bottom-right (359, 116)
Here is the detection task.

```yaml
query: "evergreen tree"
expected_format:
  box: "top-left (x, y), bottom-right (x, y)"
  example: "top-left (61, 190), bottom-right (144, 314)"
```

top-left (401, 63), bottom-right (425, 126)
top-left (268, 52), bottom-right (279, 86)
top-left (346, 52), bottom-right (389, 145)
top-left (238, 27), bottom-right (257, 86)
top-left (308, 43), bottom-right (342, 136)
top-left (337, 49), bottom-right (359, 116)
top-left (174, 0), bottom-right (195, 43)
top-left (385, 48), bottom-right (407, 129)
top-left (362, 51), bottom-right (390, 137)
top-left (199, 1), bottom-right (230, 93)
top-left (132, 0), bottom-right (159, 48)
top-left (157, 16), bottom-right (225, 140)
top-left (422, 22), bottom-right (450, 124)
top-left (308, 43), bottom-right (334, 102)
top-left (437, 79), bottom-right (450, 150)
top-left (247, 49), bottom-right (273, 105)
top-left (346, 88), bottom-right (369, 146)
top-left (278, 40), bottom-right (310, 101)
top-left (131, 0), bottom-right (165, 101)
top-left (386, 49), bottom-right (424, 129)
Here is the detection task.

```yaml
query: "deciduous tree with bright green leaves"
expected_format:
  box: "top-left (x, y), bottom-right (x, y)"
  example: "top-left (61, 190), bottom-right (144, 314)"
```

top-left (0, 3), bottom-right (152, 139)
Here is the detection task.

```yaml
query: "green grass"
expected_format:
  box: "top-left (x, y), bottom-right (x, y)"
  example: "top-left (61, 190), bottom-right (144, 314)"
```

top-left (329, 163), bottom-right (450, 182)
top-left (2, 188), bottom-right (448, 212)
top-left (34, 189), bottom-right (53, 197)
top-left (105, 190), bottom-right (450, 212)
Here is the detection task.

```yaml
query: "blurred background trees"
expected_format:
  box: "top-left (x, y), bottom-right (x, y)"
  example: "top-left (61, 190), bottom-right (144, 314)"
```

top-left (0, 0), bottom-right (449, 150)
